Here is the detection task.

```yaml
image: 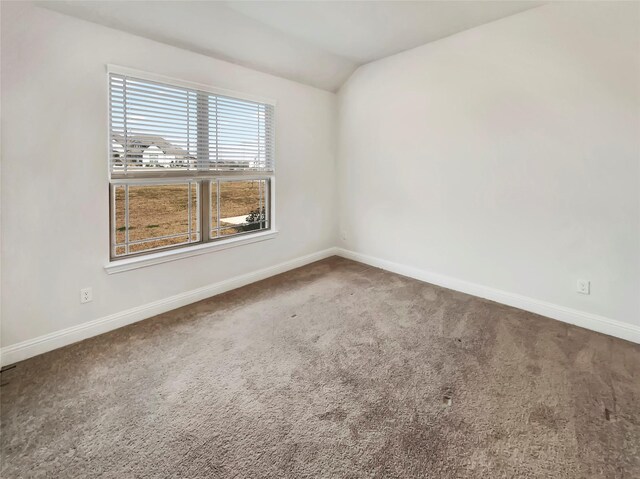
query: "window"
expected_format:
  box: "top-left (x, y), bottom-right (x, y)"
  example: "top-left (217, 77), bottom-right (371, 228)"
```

top-left (108, 67), bottom-right (274, 260)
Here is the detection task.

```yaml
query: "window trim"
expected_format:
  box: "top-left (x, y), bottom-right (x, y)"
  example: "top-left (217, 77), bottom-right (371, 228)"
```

top-left (105, 65), bottom-right (277, 270)
top-left (106, 64), bottom-right (277, 107)
top-left (104, 229), bottom-right (279, 274)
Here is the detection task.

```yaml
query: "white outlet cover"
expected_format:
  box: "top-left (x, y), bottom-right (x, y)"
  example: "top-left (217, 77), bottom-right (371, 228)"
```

top-left (577, 280), bottom-right (590, 295)
top-left (80, 287), bottom-right (93, 303)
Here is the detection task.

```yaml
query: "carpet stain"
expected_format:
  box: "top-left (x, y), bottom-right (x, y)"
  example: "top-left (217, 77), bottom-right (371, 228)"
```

top-left (317, 407), bottom-right (347, 422)
top-left (528, 403), bottom-right (564, 430)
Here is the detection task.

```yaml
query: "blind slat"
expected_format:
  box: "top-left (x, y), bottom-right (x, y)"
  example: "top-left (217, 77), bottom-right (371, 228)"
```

top-left (109, 73), bottom-right (274, 175)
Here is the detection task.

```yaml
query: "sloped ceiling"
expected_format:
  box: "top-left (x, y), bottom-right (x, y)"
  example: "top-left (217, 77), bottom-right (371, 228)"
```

top-left (39, 1), bottom-right (544, 92)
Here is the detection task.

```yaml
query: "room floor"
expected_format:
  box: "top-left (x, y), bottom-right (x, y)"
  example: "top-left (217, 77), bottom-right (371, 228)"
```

top-left (1, 257), bottom-right (639, 478)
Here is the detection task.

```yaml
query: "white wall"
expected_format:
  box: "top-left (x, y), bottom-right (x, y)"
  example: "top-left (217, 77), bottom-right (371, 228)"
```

top-left (337, 3), bottom-right (640, 328)
top-left (0, 2), bottom-right (337, 348)
top-left (2, 1), bottom-right (639, 357)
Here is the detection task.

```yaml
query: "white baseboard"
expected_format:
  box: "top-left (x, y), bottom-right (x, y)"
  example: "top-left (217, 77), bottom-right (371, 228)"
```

top-left (334, 248), bottom-right (640, 344)
top-left (0, 248), bottom-right (339, 367)
top-left (3, 246), bottom-right (637, 366)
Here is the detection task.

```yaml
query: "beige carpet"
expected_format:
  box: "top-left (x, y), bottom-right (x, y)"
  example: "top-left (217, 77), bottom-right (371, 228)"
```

top-left (1, 257), bottom-right (639, 478)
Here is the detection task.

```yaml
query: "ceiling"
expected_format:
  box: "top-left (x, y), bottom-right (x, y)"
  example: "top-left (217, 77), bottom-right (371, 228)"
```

top-left (39, 1), bottom-right (544, 92)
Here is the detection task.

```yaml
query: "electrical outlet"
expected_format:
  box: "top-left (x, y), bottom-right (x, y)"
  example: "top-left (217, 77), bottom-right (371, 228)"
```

top-left (576, 280), bottom-right (590, 295)
top-left (80, 287), bottom-right (93, 304)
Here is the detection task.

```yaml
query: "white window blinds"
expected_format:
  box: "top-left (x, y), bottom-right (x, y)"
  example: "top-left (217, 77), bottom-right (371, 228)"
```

top-left (109, 73), bottom-right (275, 176)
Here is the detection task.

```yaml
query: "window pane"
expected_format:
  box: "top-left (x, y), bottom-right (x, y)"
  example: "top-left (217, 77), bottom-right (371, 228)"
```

top-left (128, 184), bottom-right (190, 242)
top-left (210, 181), bottom-right (218, 239)
top-left (111, 178), bottom-right (269, 259)
top-left (190, 182), bottom-right (199, 242)
top-left (129, 235), bottom-right (191, 254)
top-left (214, 179), bottom-right (268, 238)
top-left (114, 185), bottom-right (126, 245)
top-left (112, 182), bottom-right (200, 257)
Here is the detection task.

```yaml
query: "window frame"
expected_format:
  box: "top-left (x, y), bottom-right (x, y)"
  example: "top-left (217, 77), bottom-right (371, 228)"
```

top-left (108, 176), bottom-right (274, 261)
top-left (105, 65), bottom-right (277, 270)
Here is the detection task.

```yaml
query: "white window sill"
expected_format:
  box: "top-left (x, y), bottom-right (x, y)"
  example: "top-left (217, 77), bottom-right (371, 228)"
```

top-left (104, 230), bottom-right (278, 274)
